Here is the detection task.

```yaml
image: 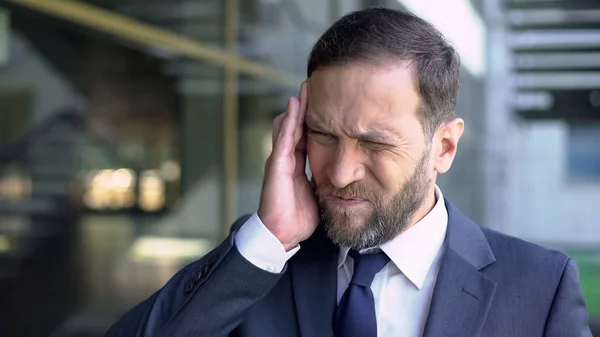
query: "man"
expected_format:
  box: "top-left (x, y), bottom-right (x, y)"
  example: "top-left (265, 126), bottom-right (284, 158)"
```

top-left (106, 8), bottom-right (592, 337)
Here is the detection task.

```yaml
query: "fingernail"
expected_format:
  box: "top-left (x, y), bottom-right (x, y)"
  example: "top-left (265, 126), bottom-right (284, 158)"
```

top-left (288, 97), bottom-right (294, 106)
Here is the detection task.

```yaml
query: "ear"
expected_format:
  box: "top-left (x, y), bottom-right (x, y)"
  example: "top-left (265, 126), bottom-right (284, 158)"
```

top-left (433, 118), bottom-right (464, 174)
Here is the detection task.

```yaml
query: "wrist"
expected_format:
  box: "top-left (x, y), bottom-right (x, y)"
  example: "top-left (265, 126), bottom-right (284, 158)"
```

top-left (282, 241), bottom-right (300, 252)
top-left (256, 211), bottom-right (299, 252)
top-left (268, 229), bottom-right (299, 252)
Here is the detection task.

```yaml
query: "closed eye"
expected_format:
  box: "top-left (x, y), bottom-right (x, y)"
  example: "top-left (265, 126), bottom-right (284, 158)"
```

top-left (307, 128), bottom-right (328, 136)
top-left (360, 140), bottom-right (391, 150)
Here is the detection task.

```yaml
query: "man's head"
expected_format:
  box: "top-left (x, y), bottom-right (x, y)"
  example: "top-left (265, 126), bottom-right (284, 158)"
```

top-left (305, 8), bottom-right (464, 250)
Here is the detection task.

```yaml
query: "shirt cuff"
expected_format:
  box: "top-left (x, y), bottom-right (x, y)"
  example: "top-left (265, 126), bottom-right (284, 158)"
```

top-left (235, 212), bottom-right (300, 273)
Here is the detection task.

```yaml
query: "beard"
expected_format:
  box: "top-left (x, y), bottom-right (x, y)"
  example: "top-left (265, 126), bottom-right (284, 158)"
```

top-left (311, 148), bottom-right (432, 250)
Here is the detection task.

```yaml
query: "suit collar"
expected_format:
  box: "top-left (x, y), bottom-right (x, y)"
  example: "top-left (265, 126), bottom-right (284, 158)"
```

top-left (423, 199), bottom-right (497, 337)
top-left (443, 199), bottom-right (495, 270)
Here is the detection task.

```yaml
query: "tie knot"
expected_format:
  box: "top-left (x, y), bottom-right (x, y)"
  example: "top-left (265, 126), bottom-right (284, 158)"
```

top-left (348, 250), bottom-right (390, 287)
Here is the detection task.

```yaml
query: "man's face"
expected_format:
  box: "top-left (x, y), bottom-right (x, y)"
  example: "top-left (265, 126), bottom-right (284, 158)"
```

top-left (306, 63), bottom-right (435, 250)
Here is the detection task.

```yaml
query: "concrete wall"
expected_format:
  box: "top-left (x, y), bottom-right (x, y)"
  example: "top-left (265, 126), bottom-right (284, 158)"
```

top-left (505, 121), bottom-right (600, 246)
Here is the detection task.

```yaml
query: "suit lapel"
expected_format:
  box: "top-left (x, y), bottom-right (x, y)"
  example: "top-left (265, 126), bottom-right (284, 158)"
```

top-left (290, 224), bottom-right (338, 337)
top-left (423, 249), bottom-right (497, 337)
top-left (423, 200), bottom-right (497, 337)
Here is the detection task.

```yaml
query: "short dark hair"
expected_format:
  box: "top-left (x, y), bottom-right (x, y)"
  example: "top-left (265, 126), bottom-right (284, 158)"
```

top-left (307, 8), bottom-right (460, 138)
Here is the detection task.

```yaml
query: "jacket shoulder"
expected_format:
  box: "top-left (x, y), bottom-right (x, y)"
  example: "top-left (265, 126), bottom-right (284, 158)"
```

top-left (481, 227), bottom-right (570, 277)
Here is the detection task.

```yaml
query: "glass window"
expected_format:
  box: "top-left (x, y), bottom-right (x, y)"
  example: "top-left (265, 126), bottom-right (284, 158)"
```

top-left (567, 123), bottom-right (600, 180)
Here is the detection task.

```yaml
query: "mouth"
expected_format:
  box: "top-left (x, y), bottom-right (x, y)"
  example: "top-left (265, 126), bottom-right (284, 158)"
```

top-left (327, 195), bottom-right (369, 207)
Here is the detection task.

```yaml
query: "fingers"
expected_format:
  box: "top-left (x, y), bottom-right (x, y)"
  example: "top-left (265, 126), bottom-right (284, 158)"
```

top-left (271, 81), bottom-right (308, 156)
top-left (294, 82), bottom-right (308, 144)
top-left (272, 113), bottom-right (285, 145)
top-left (294, 125), bottom-right (308, 178)
top-left (273, 96), bottom-right (300, 157)
top-left (293, 82), bottom-right (308, 177)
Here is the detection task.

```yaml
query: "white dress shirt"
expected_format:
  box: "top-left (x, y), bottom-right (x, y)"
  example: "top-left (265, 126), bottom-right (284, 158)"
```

top-left (235, 186), bottom-right (448, 337)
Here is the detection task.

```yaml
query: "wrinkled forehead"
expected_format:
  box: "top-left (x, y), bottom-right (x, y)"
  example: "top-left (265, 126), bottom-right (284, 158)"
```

top-left (306, 63), bottom-right (423, 135)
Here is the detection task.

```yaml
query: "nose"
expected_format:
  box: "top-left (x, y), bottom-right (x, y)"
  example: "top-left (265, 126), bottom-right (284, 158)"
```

top-left (327, 144), bottom-right (366, 189)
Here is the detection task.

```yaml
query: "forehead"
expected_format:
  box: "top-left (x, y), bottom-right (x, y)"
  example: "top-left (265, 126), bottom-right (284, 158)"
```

top-left (306, 63), bottom-right (422, 135)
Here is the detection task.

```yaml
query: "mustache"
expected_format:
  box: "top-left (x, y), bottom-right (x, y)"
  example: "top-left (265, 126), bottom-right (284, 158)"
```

top-left (313, 180), bottom-right (378, 202)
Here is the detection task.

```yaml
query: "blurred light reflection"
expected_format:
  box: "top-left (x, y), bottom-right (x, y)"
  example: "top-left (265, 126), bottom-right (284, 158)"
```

top-left (128, 236), bottom-right (213, 262)
top-left (139, 170), bottom-right (165, 212)
top-left (0, 234), bottom-right (10, 252)
top-left (84, 169), bottom-right (136, 210)
top-left (0, 175), bottom-right (31, 201)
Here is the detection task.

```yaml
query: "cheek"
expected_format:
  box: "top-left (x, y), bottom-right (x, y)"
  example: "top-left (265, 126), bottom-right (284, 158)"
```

top-left (367, 155), bottom-right (411, 193)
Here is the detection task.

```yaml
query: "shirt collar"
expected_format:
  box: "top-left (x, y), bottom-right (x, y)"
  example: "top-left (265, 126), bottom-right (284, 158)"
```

top-left (337, 185), bottom-right (448, 290)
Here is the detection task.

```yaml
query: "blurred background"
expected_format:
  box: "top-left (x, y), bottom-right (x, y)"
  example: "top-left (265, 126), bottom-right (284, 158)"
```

top-left (0, 0), bottom-right (597, 336)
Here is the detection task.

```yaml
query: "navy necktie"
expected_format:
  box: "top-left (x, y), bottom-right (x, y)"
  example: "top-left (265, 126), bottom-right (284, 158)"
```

top-left (334, 250), bottom-right (390, 337)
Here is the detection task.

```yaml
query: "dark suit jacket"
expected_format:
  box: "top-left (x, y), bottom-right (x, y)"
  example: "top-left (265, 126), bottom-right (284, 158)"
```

top-left (105, 200), bottom-right (592, 337)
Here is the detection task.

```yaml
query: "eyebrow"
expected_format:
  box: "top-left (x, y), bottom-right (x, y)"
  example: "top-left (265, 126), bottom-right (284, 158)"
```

top-left (305, 113), bottom-right (327, 131)
top-left (355, 128), bottom-right (398, 144)
top-left (305, 113), bottom-right (399, 144)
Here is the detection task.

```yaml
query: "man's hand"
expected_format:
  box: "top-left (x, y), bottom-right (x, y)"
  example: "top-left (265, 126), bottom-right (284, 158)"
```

top-left (257, 82), bottom-right (319, 251)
